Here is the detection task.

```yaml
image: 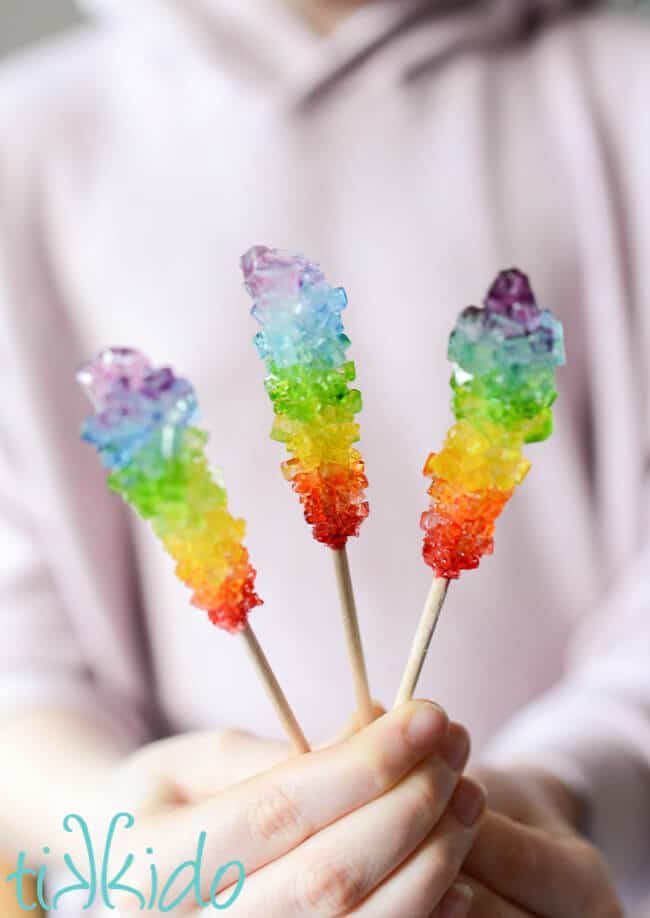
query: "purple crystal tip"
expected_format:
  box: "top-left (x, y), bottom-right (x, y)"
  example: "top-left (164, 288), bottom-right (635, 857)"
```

top-left (240, 245), bottom-right (325, 301)
top-left (484, 268), bottom-right (540, 327)
top-left (77, 347), bottom-right (198, 470)
top-left (76, 347), bottom-right (153, 409)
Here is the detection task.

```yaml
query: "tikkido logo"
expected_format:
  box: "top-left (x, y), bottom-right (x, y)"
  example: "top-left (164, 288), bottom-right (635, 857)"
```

top-left (4, 813), bottom-right (245, 911)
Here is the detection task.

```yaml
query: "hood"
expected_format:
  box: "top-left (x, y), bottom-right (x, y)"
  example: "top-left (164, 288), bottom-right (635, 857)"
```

top-left (76, 0), bottom-right (604, 105)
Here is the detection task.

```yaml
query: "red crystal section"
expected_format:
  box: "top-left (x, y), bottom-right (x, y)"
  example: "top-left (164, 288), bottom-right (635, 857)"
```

top-left (421, 479), bottom-right (511, 579)
top-left (290, 465), bottom-right (369, 550)
top-left (197, 559), bottom-right (262, 633)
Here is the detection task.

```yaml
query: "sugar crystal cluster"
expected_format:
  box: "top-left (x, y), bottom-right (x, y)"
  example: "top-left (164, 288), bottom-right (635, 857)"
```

top-left (242, 246), bottom-right (369, 549)
top-left (422, 270), bottom-right (565, 579)
top-left (78, 347), bottom-right (262, 631)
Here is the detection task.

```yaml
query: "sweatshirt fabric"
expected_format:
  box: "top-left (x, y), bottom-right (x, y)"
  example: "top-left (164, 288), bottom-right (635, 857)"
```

top-left (0, 0), bottom-right (649, 912)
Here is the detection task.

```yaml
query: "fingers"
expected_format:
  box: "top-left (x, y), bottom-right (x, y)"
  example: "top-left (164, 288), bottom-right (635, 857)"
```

top-left (207, 728), bottom-right (291, 789)
top-left (346, 775), bottom-right (486, 918)
top-left (439, 873), bottom-right (530, 918)
top-left (464, 810), bottom-right (623, 917)
top-left (119, 729), bottom-right (290, 808)
top-left (116, 701), bottom-right (449, 911)
top-left (466, 766), bottom-right (547, 827)
top-left (428, 882), bottom-right (474, 918)
top-left (237, 723), bottom-right (478, 917)
top-left (466, 767), bottom-right (574, 834)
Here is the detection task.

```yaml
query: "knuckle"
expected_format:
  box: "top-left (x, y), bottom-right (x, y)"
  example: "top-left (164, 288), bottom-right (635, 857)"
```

top-left (358, 745), bottom-right (394, 796)
top-left (295, 855), bottom-right (365, 914)
top-left (387, 780), bottom-right (439, 857)
top-left (428, 847), bottom-right (457, 881)
top-left (407, 769), bottom-right (440, 824)
top-left (416, 846), bottom-right (461, 905)
top-left (460, 883), bottom-right (510, 918)
top-left (246, 782), bottom-right (307, 843)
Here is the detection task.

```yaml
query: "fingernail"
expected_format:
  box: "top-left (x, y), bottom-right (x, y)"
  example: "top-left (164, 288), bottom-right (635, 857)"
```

top-left (405, 703), bottom-right (447, 751)
top-left (440, 722), bottom-right (470, 771)
top-left (451, 778), bottom-right (486, 827)
top-left (438, 883), bottom-right (473, 918)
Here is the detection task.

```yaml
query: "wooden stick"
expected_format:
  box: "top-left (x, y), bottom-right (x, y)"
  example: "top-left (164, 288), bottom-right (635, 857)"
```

top-left (332, 545), bottom-right (374, 727)
top-left (394, 577), bottom-right (450, 708)
top-left (240, 624), bottom-right (310, 754)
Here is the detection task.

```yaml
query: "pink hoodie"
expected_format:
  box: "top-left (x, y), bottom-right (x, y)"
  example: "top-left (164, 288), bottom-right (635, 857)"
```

top-left (0, 0), bottom-right (649, 911)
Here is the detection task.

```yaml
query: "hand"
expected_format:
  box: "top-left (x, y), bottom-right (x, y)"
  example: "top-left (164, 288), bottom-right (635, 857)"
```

top-left (94, 703), bottom-right (486, 916)
top-left (452, 765), bottom-right (624, 917)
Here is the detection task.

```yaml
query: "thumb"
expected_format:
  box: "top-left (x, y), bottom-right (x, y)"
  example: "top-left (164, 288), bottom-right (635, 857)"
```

top-left (154, 729), bottom-right (291, 802)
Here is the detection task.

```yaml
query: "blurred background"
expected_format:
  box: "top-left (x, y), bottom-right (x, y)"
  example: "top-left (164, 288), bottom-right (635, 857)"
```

top-left (1, 0), bottom-right (649, 58)
top-left (0, 0), bottom-right (81, 58)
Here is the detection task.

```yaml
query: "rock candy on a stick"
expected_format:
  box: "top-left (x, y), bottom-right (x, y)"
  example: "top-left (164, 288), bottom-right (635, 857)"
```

top-left (421, 269), bottom-right (565, 579)
top-left (78, 347), bottom-right (308, 751)
top-left (396, 270), bottom-right (565, 707)
top-left (242, 247), bottom-right (373, 725)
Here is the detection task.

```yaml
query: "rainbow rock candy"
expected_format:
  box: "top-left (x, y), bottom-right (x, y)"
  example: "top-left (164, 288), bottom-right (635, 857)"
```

top-left (242, 246), bottom-right (369, 550)
top-left (422, 270), bottom-right (565, 579)
top-left (78, 348), bottom-right (262, 632)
